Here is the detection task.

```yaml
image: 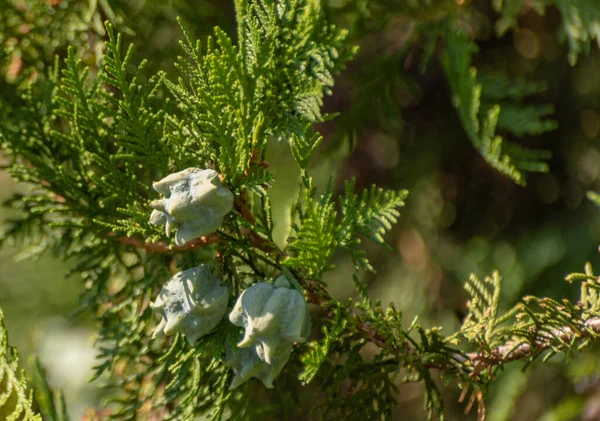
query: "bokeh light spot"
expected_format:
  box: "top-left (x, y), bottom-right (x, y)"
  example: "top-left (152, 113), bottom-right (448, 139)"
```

top-left (514, 28), bottom-right (541, 60)
top-left (581, 109), bottom-right (600, 139)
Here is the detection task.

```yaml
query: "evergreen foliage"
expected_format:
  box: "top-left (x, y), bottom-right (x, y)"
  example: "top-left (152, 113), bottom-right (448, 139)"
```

top-left (30, 357), bottom-right (70, 421)
top-left (495, 0), bottom-right (600, 65)
top-left (1, 0), bottom-right (600, 420)
top-left (441, 27), bottom-right (554, 186)
top-left (0, 308), bottom-right (41, 421)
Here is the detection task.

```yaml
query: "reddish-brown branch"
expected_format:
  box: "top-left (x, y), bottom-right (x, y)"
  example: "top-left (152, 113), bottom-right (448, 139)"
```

top-left (303, 279), bottom-right (397, 351)
top-left (304, 279), bottom-right (330, 306)
top-left (112, 190), bottom-right (271, 253)
top-left (302, 277), bottom-right (600, 374)
top-left (113, 228), bottom-right (272, 253)
top-left (466, 317), bottom-right (600, 369)
top-left (113, 233), bottom-right (221, 253)
top-left (234, 191), bottom-right (256, 224)
top-left (108, 188), bottom-right (600, 375)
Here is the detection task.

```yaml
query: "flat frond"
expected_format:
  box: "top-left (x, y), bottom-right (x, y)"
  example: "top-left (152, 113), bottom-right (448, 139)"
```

top-left (461, 272), bottom-right (502, 344)
top-left (479, 71), bottom-right (557, 137)
top-left (339, 179), bottom-right (408, 271)
top-left (442, 28), bottom-right (552, 186)
top-left (495, 0), bottom-right (600, 65)
top-left (0, 307), bottom-right (41, 421)
top-left (299, 307), bottom-right (348, 384)
top-left (290, 126), bottom-right (323, 170)
top-left (284, 181), bottom-right (338, 281)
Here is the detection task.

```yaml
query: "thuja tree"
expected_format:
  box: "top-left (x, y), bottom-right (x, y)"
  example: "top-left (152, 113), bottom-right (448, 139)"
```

top-left (2, 0), bottom-right (600, 420)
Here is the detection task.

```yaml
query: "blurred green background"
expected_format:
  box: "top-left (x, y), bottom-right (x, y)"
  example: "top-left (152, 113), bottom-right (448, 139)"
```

top-left (2, 0), bottom-right (600, 420)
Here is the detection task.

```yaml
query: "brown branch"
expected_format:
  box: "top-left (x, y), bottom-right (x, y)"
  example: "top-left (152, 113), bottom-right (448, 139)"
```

top-left (114, 226), bottom-right (600, 376)
top-left (113, 228), bottom-right (273, 253)
top-left (466, 317), bottom-right (600, 369)
top-left (304, 279), bottom-right (331, 306)
top-left (303, 279), bottom-right (399, 351)
top-left (105, 183), bottom-right (600, 376)
top-left (111, 192), bottom-right (270, 253)
top-left (234, 191), bottom-right (256, 224)
top-left (302, 277), bottom-right (600, 374)
top-left (113, 233), bottom-right (221, 253)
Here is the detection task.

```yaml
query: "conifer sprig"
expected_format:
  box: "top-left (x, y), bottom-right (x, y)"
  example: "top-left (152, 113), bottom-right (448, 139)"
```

top-left (284, 177), bottom-right (407, 282)
top-left (441, 28), bottom-right (553, 186)
top-left (0, 308), bottom-right (41, 421)
top-left (494, 0), bottom-right (600, 65)
top-left (299, 266), bottom-right (600, 420)
top-left (285, 179), bottom-right (339, 281)
top-left (163, 0), bottom-right (356, 190)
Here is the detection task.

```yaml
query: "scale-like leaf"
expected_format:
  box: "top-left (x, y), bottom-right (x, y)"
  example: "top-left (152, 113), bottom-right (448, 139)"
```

top-left (0, 307), bottom-right (41, 421)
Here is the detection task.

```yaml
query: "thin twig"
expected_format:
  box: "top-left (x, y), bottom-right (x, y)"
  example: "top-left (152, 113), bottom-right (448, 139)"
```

top-left (110, 195), bottom-right (600, 374)
top-left (466, 317), bottom-right (600, 369)
top-left (301, 278), bottom-right (600, 373)
top-left (113, 192), bottom-right (272, 253)
top-left (113, 233), bottom-right (221, 253)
